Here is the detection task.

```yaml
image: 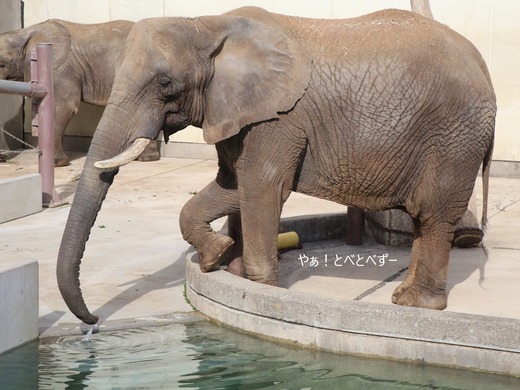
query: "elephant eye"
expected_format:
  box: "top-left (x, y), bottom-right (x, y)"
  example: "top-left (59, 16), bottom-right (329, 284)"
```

top-left (157, 76), bottom-right (186, 102)
top-left (158, 77), bottom-right (171, 88)
top-left (160, 80), bottom-right (170, 88)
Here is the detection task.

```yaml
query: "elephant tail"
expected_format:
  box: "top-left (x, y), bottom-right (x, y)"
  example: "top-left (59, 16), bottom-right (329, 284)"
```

top-left (481, 134), bottom-right (494, 230)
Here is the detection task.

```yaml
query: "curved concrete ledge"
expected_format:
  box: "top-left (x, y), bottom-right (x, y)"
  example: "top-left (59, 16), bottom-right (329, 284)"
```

top-left (185, 218), bottom-right (520, 376)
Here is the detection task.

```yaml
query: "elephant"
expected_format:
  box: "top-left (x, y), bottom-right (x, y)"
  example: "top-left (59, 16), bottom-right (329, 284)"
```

top-left (56, 8), bottom-right (495, 325)
top-left (0, 19), bottom-right (159, 166)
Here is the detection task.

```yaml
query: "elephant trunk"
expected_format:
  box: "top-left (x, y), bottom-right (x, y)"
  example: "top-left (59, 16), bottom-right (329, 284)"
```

top-left (56, 116), bottom-right (121, 325)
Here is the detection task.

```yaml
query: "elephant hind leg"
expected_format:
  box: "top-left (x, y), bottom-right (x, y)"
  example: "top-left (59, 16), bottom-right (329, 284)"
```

top-left (453, 189), bottom-right (482, 247)
top-left (392, 214), bottom-right (455, 309)
top-left (393, 152), bottom-right (478, 308)
top-left (393, 183), bottom-right (463, 308)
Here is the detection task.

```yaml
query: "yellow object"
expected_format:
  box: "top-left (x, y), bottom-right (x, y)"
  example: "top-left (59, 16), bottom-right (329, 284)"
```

top-left (277, 231), bottom-right (299, 250)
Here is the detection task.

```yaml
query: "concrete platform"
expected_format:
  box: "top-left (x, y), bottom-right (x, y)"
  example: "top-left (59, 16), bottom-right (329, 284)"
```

top-left (0, 260), bottom-right (39, 355)
top-left (0, 173), bottom-right (41, 223)
top-left (186, 224), bottom-right (520, 376)
top-left (1, 151), bottom-right (520, 376)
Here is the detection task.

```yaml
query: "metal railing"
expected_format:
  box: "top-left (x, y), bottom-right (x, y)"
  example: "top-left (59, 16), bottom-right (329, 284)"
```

top-left (0, 43), bottom-right (63, 207)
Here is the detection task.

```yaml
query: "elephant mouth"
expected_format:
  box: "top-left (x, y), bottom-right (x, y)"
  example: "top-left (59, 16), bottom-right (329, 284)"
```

top-left (165, 110), bottom-right (189, 127)
top-left (163, 112), bottom-right (190, 143)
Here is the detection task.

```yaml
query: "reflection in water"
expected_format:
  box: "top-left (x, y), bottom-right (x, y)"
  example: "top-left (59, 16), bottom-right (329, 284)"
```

top-left (64, 354), bottom-right (97, 389)
top-left (0, 320), bottom-right (518, 389)
top-left (0, 340), bottom-right (39, 389)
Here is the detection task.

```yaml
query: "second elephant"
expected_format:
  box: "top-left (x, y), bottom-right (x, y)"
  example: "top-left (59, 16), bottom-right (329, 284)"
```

top-left (0, 19), bottom-right (159, 166)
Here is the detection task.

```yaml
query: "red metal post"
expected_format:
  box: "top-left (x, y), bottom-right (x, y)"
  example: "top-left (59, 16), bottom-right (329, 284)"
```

top-left (33, 44), bottom-right (64, 207)
top-left (30, 46), bottom-right (39, 136)
top-left (346, 207), bottom-right (364, 245)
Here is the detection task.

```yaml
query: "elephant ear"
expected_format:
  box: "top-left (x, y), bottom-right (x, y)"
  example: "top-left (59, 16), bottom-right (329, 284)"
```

top-left (203, 16), bottom-right (311, 144)
top-left (23, 20), bottom-right (71, 76)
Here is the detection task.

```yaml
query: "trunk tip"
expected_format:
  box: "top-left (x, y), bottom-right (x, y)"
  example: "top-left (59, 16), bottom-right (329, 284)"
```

top-left (83, 313), bottom-right (99, 325)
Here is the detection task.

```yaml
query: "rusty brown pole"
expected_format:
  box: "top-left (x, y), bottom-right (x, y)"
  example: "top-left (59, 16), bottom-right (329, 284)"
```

top-left (346, 207), bottom-right (364, 245)
top-left (32, 44), bottom-right (63, 207)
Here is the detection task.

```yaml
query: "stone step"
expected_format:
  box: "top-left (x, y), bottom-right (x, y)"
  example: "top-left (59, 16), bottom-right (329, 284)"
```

top-left (0, 173), bottom-right (42, 223)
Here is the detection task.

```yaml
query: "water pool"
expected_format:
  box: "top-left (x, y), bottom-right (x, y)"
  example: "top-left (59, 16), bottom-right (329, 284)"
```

top-left (0, 320), bottom-right (518, 389)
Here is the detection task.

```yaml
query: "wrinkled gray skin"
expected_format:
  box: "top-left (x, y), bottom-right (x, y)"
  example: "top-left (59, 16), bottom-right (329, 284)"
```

top-left (403, 0), bottom-right (483, 247)
top-left (57, 8), bottom-right (495, 325)
top-left (0, 19), bottom-right (159, 166)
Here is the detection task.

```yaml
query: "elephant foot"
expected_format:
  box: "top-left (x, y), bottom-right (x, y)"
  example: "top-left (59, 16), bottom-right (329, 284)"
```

top-left (54, 156), bottom-right (70, 167)
top-left (226, 257), bottom-right (244, 277)
top-left (198, 234), bottom-right (234, 272)
top-left (392, 281), bottom-right (447, 310)
top-left (453, 227), bottom-right (483, 248)
top-left (137, 140), bottom-right (160, 162)
top-left (247, 269), bottom-right (278, 286)
top-left (255, 277), bottom-right (278, 287)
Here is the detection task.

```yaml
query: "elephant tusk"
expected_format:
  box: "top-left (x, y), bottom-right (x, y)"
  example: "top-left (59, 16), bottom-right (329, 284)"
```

top-left (94, 138), bottom-right (151, 169)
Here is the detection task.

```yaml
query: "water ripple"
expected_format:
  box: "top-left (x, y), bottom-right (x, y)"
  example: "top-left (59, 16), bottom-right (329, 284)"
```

top-left (0, 321), bottom-right (518, 389)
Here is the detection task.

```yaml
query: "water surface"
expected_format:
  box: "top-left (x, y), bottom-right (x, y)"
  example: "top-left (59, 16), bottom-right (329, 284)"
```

top-left (0, 320), bottom-right (518, 389)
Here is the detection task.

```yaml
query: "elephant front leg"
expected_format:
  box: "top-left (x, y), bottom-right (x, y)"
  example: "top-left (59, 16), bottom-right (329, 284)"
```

top-left (238, 184), bottom-right (286, 286)
top-left (180, 180), bottom-right (239, 272)
top-left (392, 220), bottom-right (454, 309)
top-left (53, 92), bottom-right (81, 167)
top-left (236, 134), bottom-right (304, 286)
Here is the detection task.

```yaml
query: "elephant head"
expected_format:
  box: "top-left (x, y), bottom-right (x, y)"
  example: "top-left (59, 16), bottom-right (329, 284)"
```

top-left (0, 20), bottom-right (71, 81)
top-left (57, 15), bottom-right (311, 324)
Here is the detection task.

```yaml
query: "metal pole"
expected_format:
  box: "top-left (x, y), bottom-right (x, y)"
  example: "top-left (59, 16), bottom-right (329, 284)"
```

top-left (34, 44), bottom-right (64, 207)
top-left (0, 79), bottom-right (46, 98)
top-left (346, 207), bottom-right (364, 245)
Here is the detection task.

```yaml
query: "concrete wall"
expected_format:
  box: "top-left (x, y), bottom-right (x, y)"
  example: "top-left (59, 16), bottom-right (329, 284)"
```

top-left (0, 260), bottom-right (39, 355)
top-left (19, 0), bottom-right (520, 163)
top-left (0, 0), bottom-right (22, 152)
